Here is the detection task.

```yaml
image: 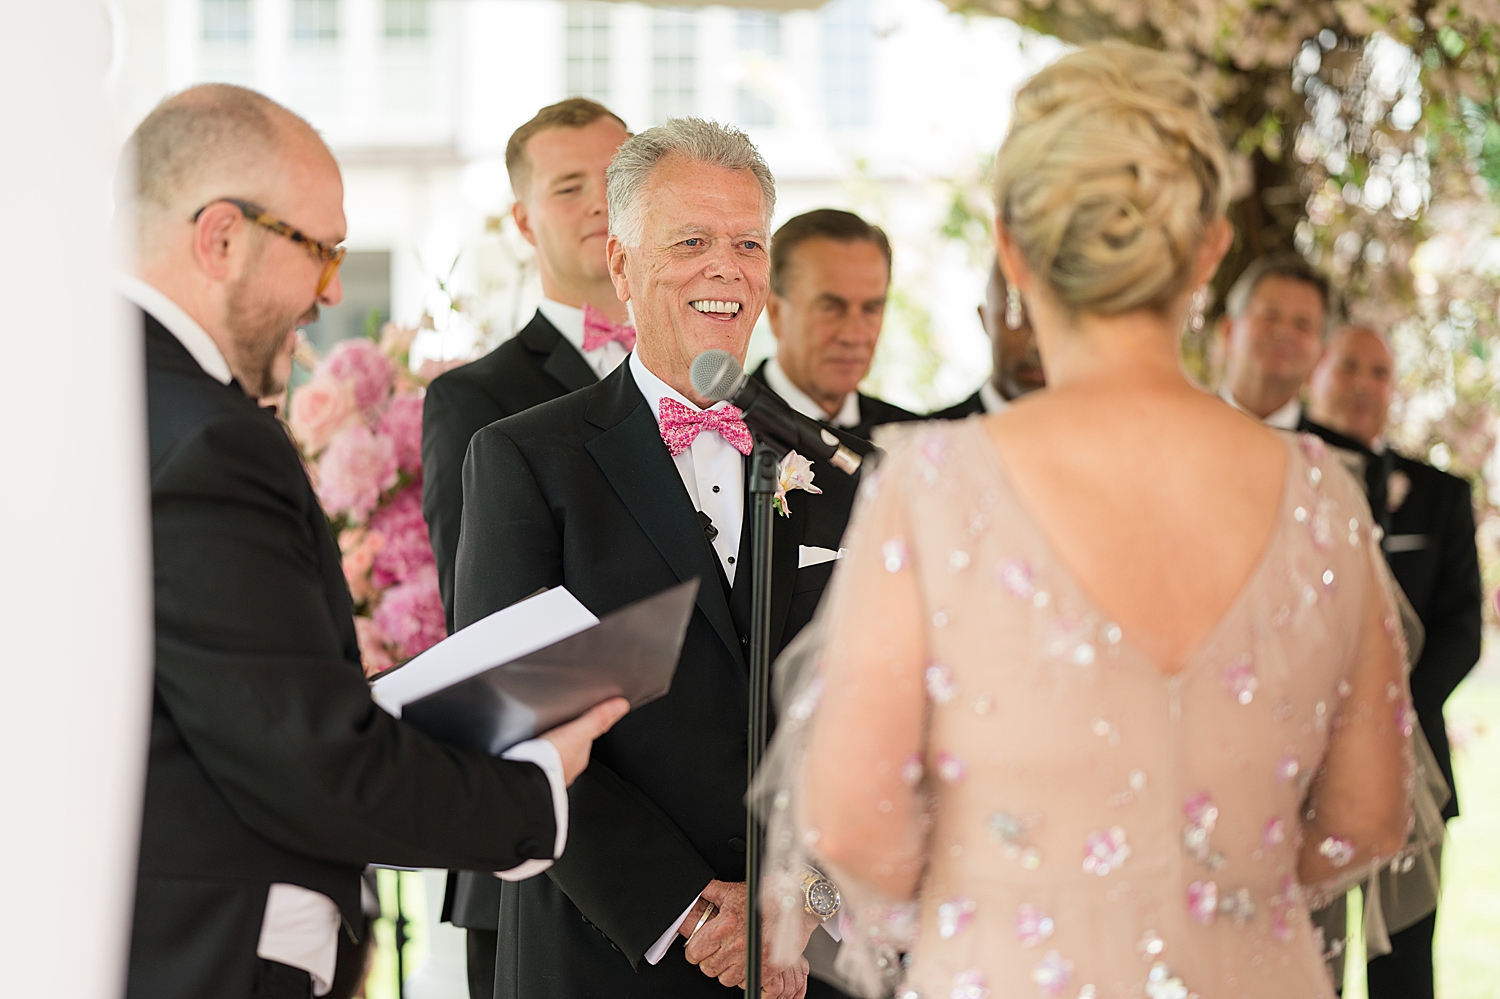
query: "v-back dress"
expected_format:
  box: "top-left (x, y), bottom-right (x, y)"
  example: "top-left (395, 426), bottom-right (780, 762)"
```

top-left (761, 418), bottom-right (1419, 999)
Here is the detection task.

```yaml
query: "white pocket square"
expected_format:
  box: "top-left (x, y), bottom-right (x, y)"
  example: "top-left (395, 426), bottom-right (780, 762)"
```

top-left (798, 545), bottom-right (846, 568)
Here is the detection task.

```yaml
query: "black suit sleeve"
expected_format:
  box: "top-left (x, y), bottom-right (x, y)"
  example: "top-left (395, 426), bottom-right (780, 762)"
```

top-left (153, 411), bottom-right (557, 871)
top-left (457, 427), bottom-right (716, 967)
top-left (1408, 476), bottom-right (1483, 723)
top-left (423, 372), bottom-right (508, 632)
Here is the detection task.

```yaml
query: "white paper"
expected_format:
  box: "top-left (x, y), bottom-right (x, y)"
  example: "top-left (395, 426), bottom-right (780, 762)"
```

top-left (371, 588), bottom-right (599, 717)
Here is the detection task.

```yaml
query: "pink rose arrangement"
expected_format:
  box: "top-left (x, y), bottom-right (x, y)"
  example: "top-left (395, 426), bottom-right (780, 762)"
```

top-left (285, 323), bottom-right (468, 676)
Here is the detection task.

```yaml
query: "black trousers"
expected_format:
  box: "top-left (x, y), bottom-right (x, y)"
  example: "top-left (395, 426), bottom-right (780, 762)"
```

top-left (468, 928), bottom-right (499, 999)
top-left (1366, 911), bottom-right (1437, 999)
top-left (251, 960), bottom-right (313, 999)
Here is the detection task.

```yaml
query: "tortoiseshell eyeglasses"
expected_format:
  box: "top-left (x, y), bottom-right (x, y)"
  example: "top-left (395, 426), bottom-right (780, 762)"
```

top-left (192, 197), bottom-right (347, 296)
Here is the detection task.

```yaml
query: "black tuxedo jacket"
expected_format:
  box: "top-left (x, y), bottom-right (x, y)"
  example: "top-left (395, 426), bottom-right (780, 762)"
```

top-left (423, 309), bottom-right (597, 632)
top-left (748, 358), bottom-right (921, 444)
top-left (1295, 417), bottom-right (1481, 819)
top-left (421, 310), bottom-right (598, 934)
top-left (133, 312), bottom-right (558, 999)
top-left (1379, 451), bottom-right (1482, 818)
top-left (933, 390), bottom-right (985, 420)
top-left (455, 361), bottom-right (866, 996)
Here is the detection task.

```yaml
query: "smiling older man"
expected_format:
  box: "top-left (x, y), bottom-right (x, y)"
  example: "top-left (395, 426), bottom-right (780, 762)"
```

top-left (455, 119), bottom-right (865, 999)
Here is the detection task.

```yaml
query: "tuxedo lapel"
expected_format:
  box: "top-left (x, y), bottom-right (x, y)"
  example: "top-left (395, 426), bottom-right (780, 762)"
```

top-left (585, 366), bottom-right (746, 668)
top-left (518, 312), bottom-right (597, 393)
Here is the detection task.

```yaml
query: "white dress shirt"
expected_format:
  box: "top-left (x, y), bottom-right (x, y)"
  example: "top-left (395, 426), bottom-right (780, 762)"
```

top-left (1219, 384), bottom-right (1301, 430)
top-left (122, 275), bottom-right (571, 994)
top-left (630, 351), bottom-right (745, 585)
top-left (763, 356), bottom-right (861, 429)
top-left (538, 298), bottom-right (631, 381)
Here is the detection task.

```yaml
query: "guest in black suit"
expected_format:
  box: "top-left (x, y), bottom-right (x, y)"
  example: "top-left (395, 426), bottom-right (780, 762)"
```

top-left (123, 83), bottom-right (626, 999)
top-left (754, 208), bottom-right (920, 442)
top-left (934, 258), bottom-right (1046, 418)
top-left (419, 98), bottom-right (633, 997)
top-left (1310, 325), bottom-right (1482, 999)
top-left (457, 120), bottom-right (861, 999)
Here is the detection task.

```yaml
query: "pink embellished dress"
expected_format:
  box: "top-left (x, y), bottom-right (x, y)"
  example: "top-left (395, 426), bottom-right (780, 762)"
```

top-left (762, 419), bottom-right (1418, 999)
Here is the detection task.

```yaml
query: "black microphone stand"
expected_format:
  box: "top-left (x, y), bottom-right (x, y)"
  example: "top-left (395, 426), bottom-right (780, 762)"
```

top-left (743, 437), bottom-right (779, 999)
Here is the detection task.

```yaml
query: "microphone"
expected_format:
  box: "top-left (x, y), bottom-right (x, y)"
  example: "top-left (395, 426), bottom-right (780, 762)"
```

top-left (690, 350), bottom-right (862, 475)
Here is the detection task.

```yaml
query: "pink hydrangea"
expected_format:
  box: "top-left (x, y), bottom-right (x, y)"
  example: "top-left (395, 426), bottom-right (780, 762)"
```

top-left (368, 486), bottom-right (435, 589)
top-left (354, 616), bottom-right (395, 677)
top-left (318, 424), bottom-right (398, 523)
top-left (288, 374), bottom-right (359, 455)
top-left (374, 564), bottom-right (446, 660)
top-left (380, 394), bottom-right (424, 477)
top-left (318, 338), bottom-right (395, 417)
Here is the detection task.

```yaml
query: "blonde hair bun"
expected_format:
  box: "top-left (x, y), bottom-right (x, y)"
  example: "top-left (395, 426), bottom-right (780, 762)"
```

top-left (994, 41), bottom-right (1231, 316)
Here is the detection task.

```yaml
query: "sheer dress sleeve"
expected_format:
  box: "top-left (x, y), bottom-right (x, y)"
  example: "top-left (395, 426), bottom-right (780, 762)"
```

top-left (758, 427), bottom-right (936, 997)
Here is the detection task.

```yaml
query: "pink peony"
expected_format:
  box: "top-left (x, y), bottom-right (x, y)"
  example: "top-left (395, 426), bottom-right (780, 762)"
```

top-left (368, 486), bottom-right (435, 588)
top-left (380, 394), bottom-right (424, 477)
top-left (354, 615), bottom-right (396, 677)
top-left (339, 527), bottom-right (386, 604)
top-left (374, 564), bottom-right (446, 660)
top-left (318, 338), bottom-right (395, 417)
top-left (288, 375), bottom-right (360, 455)
top-left (318, 424), bottom-right (398, 523)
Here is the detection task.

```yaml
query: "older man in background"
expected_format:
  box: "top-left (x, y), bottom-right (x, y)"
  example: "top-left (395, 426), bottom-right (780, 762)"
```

top-left (937, 258), bottom-right (1046, 417)
top-left (124, 83), bottom-right (624, 999)
top-left (1309, 325), bottom-right (1482, 999)
top-left (456, 120), bottom-right (863, 998)
top-left (753, 208), bottom-right (919, 442)
top-left (420, 96), bottom-right (633, 999)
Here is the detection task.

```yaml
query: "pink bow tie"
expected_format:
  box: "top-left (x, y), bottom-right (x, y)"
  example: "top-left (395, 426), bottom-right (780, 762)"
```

top-left (582, 304), bottom-right (637, 353)
top-left (658, 397), bottom-right (753, 457)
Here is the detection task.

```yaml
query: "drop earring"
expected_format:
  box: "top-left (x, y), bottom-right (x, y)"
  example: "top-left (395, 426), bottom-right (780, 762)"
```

top-left (1189, 287), bottom-right (1208, 333)
top-left (1005, 286), bottom-right (1024, 330)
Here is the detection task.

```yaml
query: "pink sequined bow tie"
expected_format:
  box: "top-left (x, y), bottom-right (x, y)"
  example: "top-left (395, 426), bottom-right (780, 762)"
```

top-left (658, 397), bottom-right (753, 457)
top-left (582, 304), bottom-right (637, 353)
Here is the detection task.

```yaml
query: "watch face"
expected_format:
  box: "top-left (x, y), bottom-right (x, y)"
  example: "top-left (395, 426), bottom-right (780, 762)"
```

top-left (806, 879), bottom-right (841, 919)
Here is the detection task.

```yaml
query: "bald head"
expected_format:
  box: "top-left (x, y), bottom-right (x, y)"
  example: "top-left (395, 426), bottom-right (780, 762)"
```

top-left (132, 84), bottom-right (336, 259)
top-left (1308, 325), bottom-right (1395, 448)
top-left (125, 84), bottom-right (346, 401)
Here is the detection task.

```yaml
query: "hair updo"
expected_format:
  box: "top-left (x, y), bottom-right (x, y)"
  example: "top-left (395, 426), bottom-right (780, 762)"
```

top-left (993, 41), bottom-right (1231, 317)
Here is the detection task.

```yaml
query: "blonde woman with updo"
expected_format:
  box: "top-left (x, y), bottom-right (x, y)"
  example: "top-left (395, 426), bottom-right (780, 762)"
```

top-left (758, 42), bottom-right (1436, 998)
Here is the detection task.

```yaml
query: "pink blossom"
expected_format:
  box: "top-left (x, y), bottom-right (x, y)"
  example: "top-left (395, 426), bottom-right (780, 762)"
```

top-left (417, 356), bottom-right (473, 382)
top-left (339, 527), bottom-right (386, 604)
top-left (379, 322), bottom-right (418, 360)
top-left (354, 616), bottom-right (395, 677)
top-left (318, 338), bottom-right (395, 417)
top-left (379, 394), bottom-right (424, 477)
top-left (374, 564), bottom-right (446, 660)
top-left (368, 486), bottom-right (436, 588)
top-left (288, 375), bottom-right (360, 455)
top-left (318, 424), bottom-right (398, 523)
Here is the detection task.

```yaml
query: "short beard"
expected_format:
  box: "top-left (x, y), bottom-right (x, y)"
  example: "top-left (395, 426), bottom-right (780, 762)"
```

top-left (224, 271), bottom-right (317, 399)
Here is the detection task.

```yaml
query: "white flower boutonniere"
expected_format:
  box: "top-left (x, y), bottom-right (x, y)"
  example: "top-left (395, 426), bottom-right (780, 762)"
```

top-left (1387, 469), bottom-right (1412, 513)
top-left (773, 450), bottom-right (823, 517)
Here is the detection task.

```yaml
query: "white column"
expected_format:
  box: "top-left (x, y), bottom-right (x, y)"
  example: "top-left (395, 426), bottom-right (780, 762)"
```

top-left (0, 4), bottom-right (153, 998)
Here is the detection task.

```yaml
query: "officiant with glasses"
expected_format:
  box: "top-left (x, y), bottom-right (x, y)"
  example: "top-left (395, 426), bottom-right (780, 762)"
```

top-left (455, 118), bottom-right (863, 998)
top-left (123, 83), bottom-right (627, 999)
top-left (419, 96), bottom-right (634, 999)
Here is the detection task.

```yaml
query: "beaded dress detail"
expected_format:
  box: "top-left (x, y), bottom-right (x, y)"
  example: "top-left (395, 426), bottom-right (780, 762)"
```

top-left (759, 419), bottom-right (1435, 999)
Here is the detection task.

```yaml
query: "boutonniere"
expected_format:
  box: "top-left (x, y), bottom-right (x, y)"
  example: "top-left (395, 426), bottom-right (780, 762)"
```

top-left (1387, 469), bottom-right (1412, 512)
top-left (773, 450), bottom-right (823, 517)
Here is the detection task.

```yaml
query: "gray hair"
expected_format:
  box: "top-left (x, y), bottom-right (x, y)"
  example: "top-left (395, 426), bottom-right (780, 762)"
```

top-left (606, 118), bottom-right (776, 247)
top-left (1223, 253), bottom-right (1336, 337)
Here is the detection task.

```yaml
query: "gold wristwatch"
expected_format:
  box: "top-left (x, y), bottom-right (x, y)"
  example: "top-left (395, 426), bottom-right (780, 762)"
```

top-left (801, 866), bottom-right (841, 921)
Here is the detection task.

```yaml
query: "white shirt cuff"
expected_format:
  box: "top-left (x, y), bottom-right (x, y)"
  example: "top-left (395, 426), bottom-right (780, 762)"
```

top-left (493, 738), bottom-right (567, 882)
top-left (645, 894), bottom-right (702, 965)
